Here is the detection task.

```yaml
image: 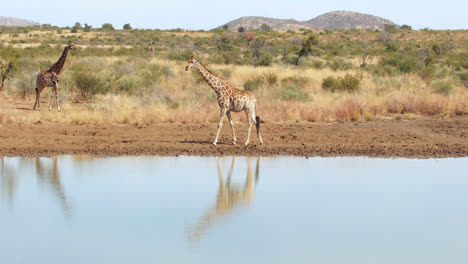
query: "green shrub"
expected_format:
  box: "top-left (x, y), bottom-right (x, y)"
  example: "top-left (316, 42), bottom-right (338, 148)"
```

top-left (262, 72), bottom-right (278, 86)
top-left (244, 76), bottom-right (264, 91)
top-left (321, 76), bottom-right (340, 92)
top-left (339, 74), bottom-right (360, 92)
top-left (328, 58), bottom-right (353, 71)
top-left (278, 84), bottom-right (309, 101)
top-left (140, 64), bottom-right (172, 86)
top-left (321, 74), bottom-right (360, 92)
top-left (257, 54), bottom-right (273, 66)
top-left (74, 72), bottom-right (108, 99)
top-left (118, 75), bottom-right (141, 95)
top-left (311, 60), bottom-right (323, 69)
top-left (432, 81), bottom-right (453, 95)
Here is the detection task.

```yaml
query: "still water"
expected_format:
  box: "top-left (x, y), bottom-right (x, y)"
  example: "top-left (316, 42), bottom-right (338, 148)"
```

top-left (1, 156), bottom-right (468, 264)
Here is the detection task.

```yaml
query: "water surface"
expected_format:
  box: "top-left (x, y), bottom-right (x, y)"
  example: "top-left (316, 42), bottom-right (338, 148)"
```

top-left (1, 156), bottom-right (468, 264)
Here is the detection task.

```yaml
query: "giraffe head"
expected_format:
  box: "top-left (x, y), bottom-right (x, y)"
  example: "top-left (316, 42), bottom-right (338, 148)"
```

top-left (185, 56), bottom-right (199, 71)
top-left (67, 41), bottom-right (77, 51)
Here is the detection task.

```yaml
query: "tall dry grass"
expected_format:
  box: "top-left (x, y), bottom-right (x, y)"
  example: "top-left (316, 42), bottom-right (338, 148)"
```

top-left (2, 57), bottom-right (467, 125)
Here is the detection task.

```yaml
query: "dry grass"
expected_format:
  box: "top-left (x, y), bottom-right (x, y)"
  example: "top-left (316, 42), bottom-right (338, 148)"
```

top-left (1, 58), bottom-right (467, 125)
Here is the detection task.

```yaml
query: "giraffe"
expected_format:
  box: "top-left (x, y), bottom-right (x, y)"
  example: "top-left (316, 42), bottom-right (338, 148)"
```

top-left (33, 41), bottom-right (76, 111)
top-left (185, 56), bottom-right (263, 146)
top-left (186, 157), bottom-right (261, 242)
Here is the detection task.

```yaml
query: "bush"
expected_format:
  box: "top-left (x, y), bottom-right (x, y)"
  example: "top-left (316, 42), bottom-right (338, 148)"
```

top-left (244, 76), bottom-right (264, 91)
top-left (118, 75), bottom-right (141, 95)
top-left (256, 54), bottom-right (273, 66)
top-left (278, 84), bottom-right (309, 101)
top-left (262, 72), bottom-right (278, 86)
top-left (321, 76), bottom-right (340, 92)
top-left (140, 64), bottom-right (172, 86)
top-left (74, 72), bottom-right (108, 99)
top-left (432, 81), bottom-right (453, 95)
top-left (328, 58), bottom-right (353, 71)
top-left (321, 74), bottom-right (360, 92)
top-left (339, 74), bottom-right (360, 92)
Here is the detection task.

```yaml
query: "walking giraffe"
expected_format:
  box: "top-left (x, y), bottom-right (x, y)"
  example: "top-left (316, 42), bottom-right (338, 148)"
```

top-left (185, 56), bottom-right (263, 146)
top-left (33, 41), bottom-right (76, 111)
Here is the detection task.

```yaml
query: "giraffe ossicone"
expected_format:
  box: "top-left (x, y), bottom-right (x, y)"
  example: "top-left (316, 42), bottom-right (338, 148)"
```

top-left (186, 56), bottom-right (263, 146)
top-left (33, 41), bottom-right (76, 111)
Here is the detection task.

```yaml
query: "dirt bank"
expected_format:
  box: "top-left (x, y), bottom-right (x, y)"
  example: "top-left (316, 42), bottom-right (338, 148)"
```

top-left (1, 117), bottom-right (467, 158)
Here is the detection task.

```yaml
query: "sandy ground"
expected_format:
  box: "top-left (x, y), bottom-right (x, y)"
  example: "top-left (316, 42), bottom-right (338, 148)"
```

top-left (1, 117), bottom-right (467, 158)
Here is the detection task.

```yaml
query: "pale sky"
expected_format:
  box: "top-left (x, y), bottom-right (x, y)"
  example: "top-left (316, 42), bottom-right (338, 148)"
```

top-left (3, 0), bottom-right (467, 30)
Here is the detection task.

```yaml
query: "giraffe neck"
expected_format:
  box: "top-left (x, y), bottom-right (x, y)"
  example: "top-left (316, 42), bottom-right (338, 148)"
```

top-left (195, 62), bottom-right (225, 94)
top-left (48, 47), bottom-right (69, 74)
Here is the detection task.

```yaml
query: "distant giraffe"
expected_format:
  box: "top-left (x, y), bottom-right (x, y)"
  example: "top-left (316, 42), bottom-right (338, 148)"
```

top-left (186, 56), bottom-right (263, 146)
top-left (33, 41), bottom-right (76, 111)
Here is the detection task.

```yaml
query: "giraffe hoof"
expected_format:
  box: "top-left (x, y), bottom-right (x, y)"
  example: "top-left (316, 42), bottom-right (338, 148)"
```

top-left (232, 142), bottom-right (236, 145)
top-left (212, 142), bottom-right (217, 146)
top-left (244, 142), bottom-right (249, 146)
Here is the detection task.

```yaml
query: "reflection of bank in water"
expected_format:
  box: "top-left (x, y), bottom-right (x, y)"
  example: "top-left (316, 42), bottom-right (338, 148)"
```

top-left (0, 157), bottom-right (70, 215)
top-left (186, 157), bottom-right (261, 242)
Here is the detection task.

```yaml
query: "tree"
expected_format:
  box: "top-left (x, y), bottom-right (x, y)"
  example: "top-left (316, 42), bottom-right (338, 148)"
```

top-left (74, 22), bottom-right (83, 30)
top-left (400, 24), bottom-right (412, 30)
top-left (260, 23), bottom-right (272, 32)
top-left (251, 38), bottom-right (265, 63)
top-left (102, 23), bottom-right (115, 30)
top-left (384, 24), bottom-right (398, 33)
top-left (123, 24), bottom-right (132, 30)
top-left (84, 23), bottom-right (92, 32)
top-left (0, 47), bottom-right (19, 92)
top-left (295, 34), bottom-right (319, 65)
top-left (238, 26), bottom-right (245, 33)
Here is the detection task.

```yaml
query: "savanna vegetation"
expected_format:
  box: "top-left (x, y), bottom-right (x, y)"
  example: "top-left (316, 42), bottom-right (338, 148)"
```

top-left (0, 23), bottom-right (467, 125)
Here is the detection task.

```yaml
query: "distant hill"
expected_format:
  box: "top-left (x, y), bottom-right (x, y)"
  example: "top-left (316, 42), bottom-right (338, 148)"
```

top-left (0, 16), bottom-right (41, 27)
top-left (221, 11), bottom-right (397, 31)
top-left (222, 16), bottom-right (312, 31)
top-left (306, 11), bottom-right (396, 30)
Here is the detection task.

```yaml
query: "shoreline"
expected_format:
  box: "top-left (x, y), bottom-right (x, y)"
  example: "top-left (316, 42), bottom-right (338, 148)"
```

top-left (1, 117), bottom-right (467, 158)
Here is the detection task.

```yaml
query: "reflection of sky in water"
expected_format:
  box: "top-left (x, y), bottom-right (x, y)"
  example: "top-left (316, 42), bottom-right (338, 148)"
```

top-left (1, 156), bottom-right (468, 264)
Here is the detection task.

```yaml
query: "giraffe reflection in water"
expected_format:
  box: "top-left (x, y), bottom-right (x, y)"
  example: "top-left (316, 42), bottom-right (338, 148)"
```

top-left (0, 157), bottom-right (70, 215)
top-left (186, 157), bottom-right (261, 242)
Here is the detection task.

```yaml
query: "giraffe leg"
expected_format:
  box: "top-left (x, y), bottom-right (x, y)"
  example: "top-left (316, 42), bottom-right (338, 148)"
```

top-left (55, 83), bottom-right (61, 112)
top-left (244, 110), bottom-right (253, 146)
top-left (226, 111), bottom-right (236, 145)
top-left (49, 88), bottom-right (53, 111)
top-left (213, 108), bottom-right (227, 145)
top-left (252, 112), bottom-right (263, 144)
top-left (34, 86), bottom-right (42, 111)
top-left (33, 87), bottom-right (39, 110)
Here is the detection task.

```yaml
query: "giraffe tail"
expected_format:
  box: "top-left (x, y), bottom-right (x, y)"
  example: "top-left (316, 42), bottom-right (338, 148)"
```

top-left (255, 103), bottom-right (261, 136)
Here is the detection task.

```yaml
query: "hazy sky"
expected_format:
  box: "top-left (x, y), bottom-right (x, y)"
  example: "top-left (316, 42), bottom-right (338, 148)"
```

top-left (3, 0), bottom-right (467, 30)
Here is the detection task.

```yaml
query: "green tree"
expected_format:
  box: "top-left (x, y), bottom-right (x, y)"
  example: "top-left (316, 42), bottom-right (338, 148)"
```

top-left (260, 23), bottom-right (272, 32)
top-left (0, 47), bottom-right (19, 92)
top-left (102, 23), bottom-right (115, 30)
top-left (295, 34), bottom-right (319, 65)
top-left (74, 22), bottom-right (83, 30)
top-left (123, 24), bottom-right (132, 30)
top-left (84, 23), bottom-right (92, 32)
top-left (384, 24), bottom-right (398, 33)
top-left (238, 26), bottom-right (246, 33)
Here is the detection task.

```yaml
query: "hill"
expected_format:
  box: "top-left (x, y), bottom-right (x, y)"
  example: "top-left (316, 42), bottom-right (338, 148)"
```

top-left (0, 16), bottom-right (41, 27)
top-left (221, 16), bottom-right (312, 31)
top-left (306, 11), bottom-right (397, 30)
top-left (221, 11), bottom-right (397, 31)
